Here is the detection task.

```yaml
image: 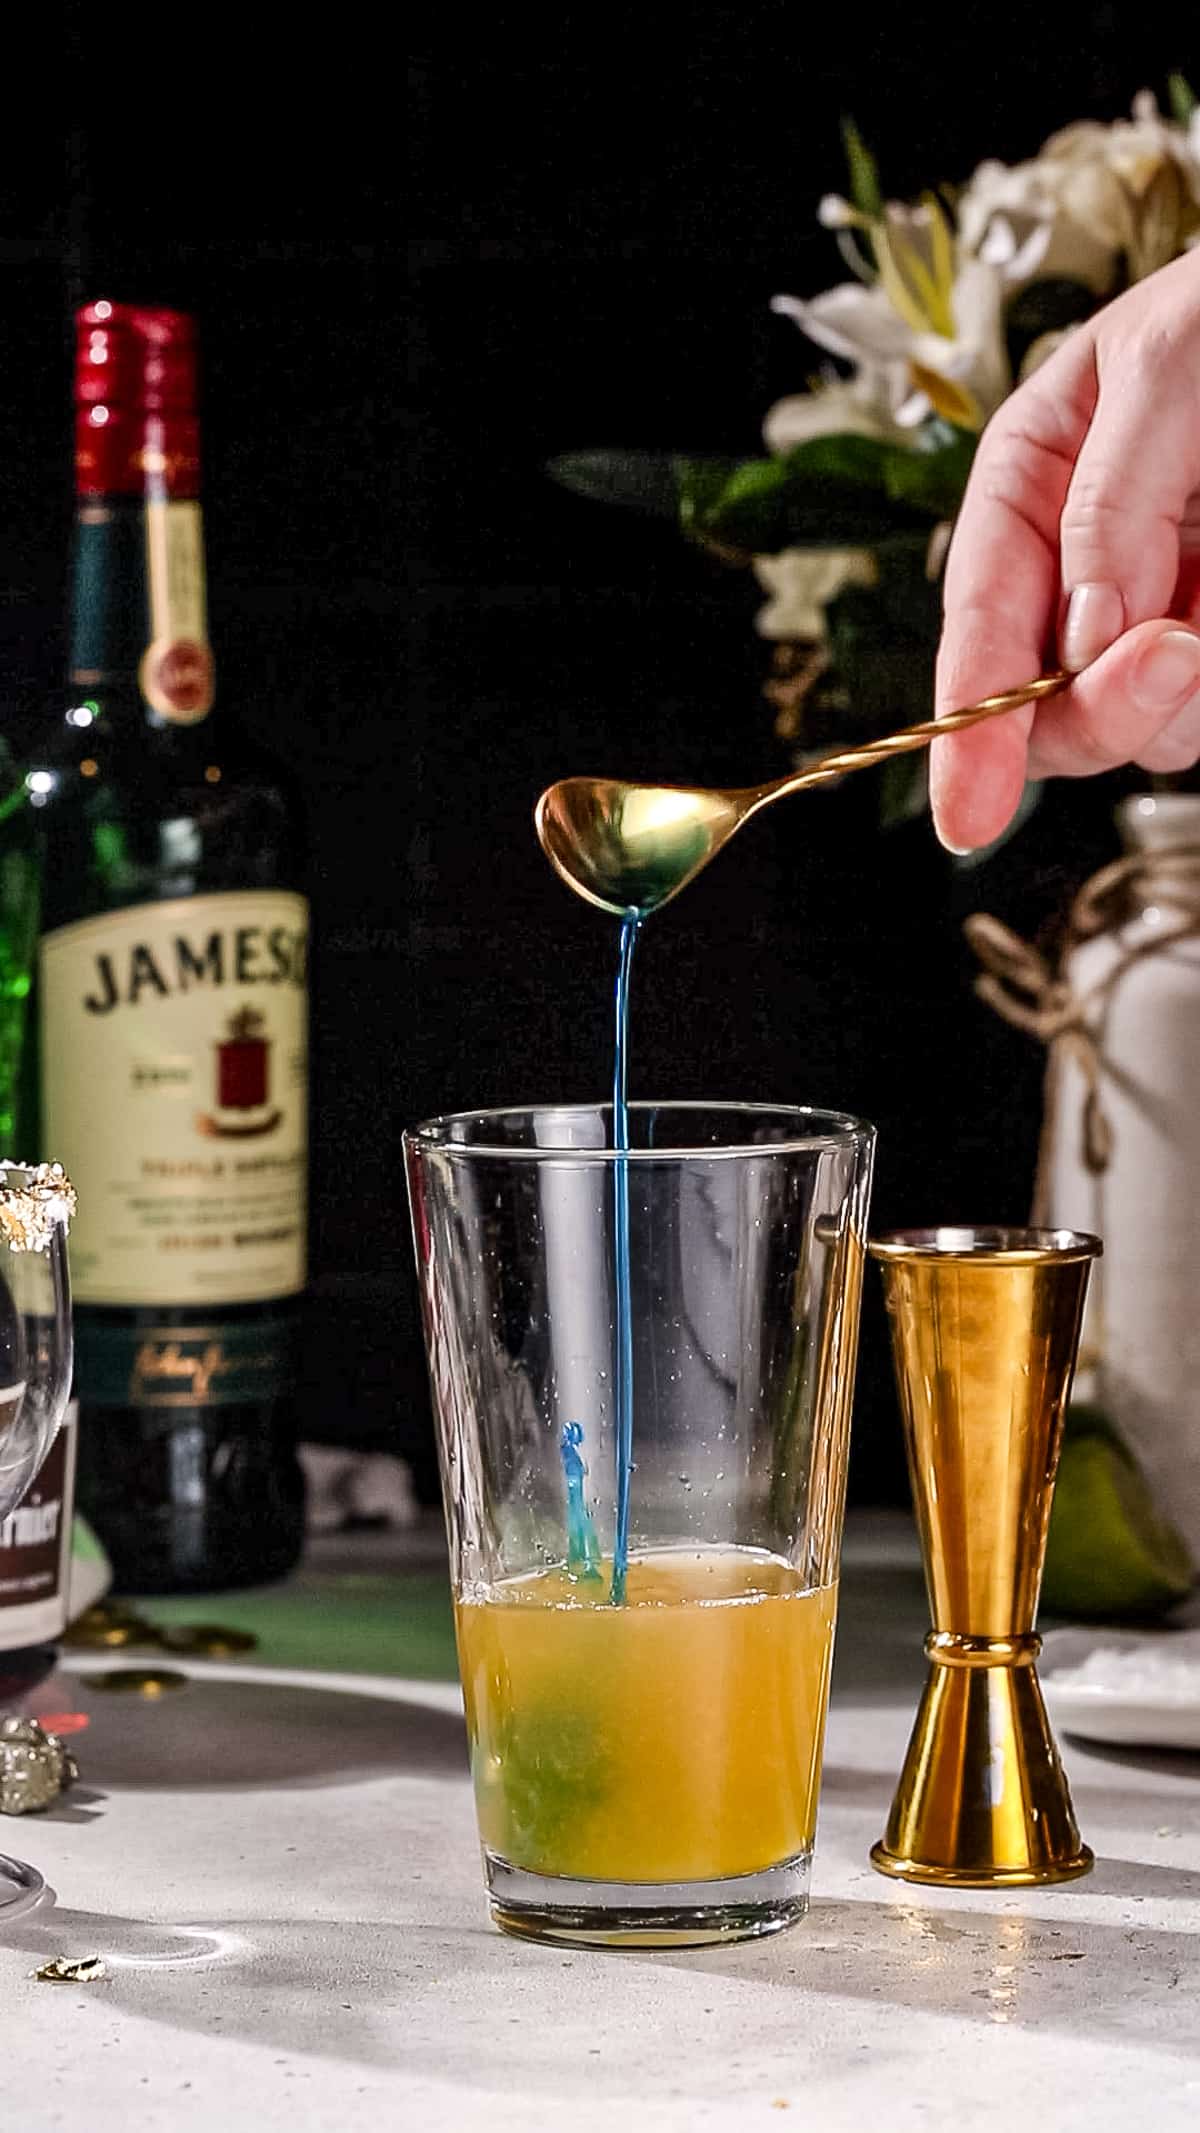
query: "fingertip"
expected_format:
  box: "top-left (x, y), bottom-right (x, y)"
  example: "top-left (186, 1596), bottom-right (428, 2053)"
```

top-left (934, 826), bottom-right (975, 857)
top-left (929, 725), bottom-right (1027, 853)
top-left (929, 746), bottom-right (975, 851)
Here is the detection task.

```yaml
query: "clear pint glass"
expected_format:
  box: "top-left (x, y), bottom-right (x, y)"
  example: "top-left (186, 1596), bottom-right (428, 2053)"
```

top-left (405, 1102), bottom-right (874, 1946)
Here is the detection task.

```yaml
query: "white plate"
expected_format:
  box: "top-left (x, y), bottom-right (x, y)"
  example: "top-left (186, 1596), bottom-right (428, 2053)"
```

top-left (1041, 1627), bottom-right (1200, 1751)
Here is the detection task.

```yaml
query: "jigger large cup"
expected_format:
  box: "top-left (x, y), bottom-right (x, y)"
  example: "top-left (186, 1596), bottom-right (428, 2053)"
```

top-left (869, 1226), bottom-right (1101, 1888)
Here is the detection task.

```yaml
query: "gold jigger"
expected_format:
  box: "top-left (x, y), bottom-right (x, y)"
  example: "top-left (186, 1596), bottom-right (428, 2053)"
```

top-left (868, 1226), bottom-right (1102, 1888)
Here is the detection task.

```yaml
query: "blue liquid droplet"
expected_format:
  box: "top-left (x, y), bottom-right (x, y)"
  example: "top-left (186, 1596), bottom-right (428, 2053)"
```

top-left (561, 1421), bottom-right (602, 1581)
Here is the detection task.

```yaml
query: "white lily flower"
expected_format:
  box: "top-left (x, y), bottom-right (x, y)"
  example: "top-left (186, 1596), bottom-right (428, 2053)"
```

top-left (957, 153), bottom-right (1121, 294)
top-left (900, 254), bottom-right (1012, 428)
top-left (773, 245), bottom-right (1012, 434)
top-left (753, 547), bottom-right (879, 641)
top-left (763, 371), bottom-right (908, 454)
top-left (962, 90), bottom-right (1200, 294)
top-left (773, 282), bottom-right (914, 369)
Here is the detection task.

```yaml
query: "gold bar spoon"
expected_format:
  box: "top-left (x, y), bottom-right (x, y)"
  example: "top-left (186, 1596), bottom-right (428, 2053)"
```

top-left (535, 672), bottom-right (1070, 917)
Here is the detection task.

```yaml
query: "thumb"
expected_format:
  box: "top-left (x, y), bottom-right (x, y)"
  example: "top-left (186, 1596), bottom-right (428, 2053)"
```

top-left (1059, 342), bottom-right (1200, 673)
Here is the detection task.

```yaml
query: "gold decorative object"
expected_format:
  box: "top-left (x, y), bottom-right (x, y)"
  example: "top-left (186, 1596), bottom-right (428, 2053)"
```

top-left (63, 1602), bottom-right (159, 1650)
top-left (89, 1668), bottom-right (189, 1697)
top-left (0, 1716), bottom-right (79, 1814)
top-left (159, 1623), bottom-right (257, 1657)
top-left (869, 1225), bottom-right (1100, 1888)
top-left (34, 1956), bottom-right (107, 1983)
top-left (0, 1163), bottom-right (76, 1253)
top-left (63, 1602), bottom-right (257, 1660)
top-left (535, 673), bottom-right (1069, 916)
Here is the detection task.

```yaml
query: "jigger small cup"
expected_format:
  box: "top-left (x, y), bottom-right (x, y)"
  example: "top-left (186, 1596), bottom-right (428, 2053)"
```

top-left (868, 1226), bottom-right (1101, 1889)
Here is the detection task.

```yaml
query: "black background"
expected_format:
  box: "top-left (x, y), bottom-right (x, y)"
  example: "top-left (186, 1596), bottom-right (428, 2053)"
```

top-left (1, 12), bottom-right (1187, 1501)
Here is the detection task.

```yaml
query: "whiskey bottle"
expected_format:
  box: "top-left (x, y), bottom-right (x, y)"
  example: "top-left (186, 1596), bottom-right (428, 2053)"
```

top-left (32, 302), bottom-right (308, 1592)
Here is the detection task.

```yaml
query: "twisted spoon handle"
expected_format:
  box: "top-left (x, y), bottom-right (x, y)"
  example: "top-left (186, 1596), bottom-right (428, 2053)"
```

top-left (752, 672), bottom-right (1071, 803)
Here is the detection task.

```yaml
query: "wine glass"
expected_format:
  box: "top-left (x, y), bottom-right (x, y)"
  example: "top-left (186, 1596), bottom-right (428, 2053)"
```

top-left (0, 1163), bottom-right (75, 1918)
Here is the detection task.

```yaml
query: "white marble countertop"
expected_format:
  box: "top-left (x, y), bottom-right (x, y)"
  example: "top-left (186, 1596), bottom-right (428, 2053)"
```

top-left (5, 1515), bottom-right (1200, 2132)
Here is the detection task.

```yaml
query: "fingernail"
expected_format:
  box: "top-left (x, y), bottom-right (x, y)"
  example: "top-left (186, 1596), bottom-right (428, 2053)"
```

top-left (1062, 582), bottom-right (1125, 671)
top-left (1132, 628), bottom-right (1200, 714)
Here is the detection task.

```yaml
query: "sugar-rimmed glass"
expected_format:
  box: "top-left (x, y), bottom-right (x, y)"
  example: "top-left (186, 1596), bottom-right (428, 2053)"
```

top-left (0, 1164), bottom-right (75, 1918)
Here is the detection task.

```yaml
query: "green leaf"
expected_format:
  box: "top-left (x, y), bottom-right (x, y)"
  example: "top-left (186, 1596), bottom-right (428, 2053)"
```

top-left (821, 543), bottom-right (939, 734)
top-left (1169, 71), bottom-right (1197, 124)
top-left (682, 435), bottom-right (916, 554)
top-left (840, 114), bottom-right (883, 221)
top-left (546, 449), bottom-right (683, 519)
top-left (824, 594), bottom-right (933, 723)
top-left (884, 426), bottom-right (976, 519)
top-left (676, 455), bottom-right (743, 540)
top-left (852, 533), bottom-right (942, 643)
top-left (551, 430), bottom-right (976, 559)
top-left (681, 449), bottom-right (886, 553)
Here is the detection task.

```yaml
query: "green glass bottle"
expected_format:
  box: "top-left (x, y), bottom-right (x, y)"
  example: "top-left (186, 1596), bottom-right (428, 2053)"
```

top-left (30, 302), bottom-right (307, 1593)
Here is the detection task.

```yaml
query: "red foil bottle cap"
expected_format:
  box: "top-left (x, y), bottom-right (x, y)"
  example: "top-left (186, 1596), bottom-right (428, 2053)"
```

top-left (75, 301), bottom-right (201, 498)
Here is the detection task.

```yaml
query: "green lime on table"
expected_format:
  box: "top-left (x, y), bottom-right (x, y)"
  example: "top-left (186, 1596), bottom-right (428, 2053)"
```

top-left (1044, 1407), bottom-right (1195, 1621)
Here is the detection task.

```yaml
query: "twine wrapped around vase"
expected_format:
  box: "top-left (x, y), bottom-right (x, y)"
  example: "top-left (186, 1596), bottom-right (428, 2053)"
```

top-left (964, 846), bottom-right (1200, 1226)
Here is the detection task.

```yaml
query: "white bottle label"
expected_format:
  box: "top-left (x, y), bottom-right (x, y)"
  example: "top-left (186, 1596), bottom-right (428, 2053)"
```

top-left (41, 890), bottom-right (308, 1307)
top-left (139, 500), bottom-right (216, 724)
top-left (0, 1401), bottom-right (77, 1649)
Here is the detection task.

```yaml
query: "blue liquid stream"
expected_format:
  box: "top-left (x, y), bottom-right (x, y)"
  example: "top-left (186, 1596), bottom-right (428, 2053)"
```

top-left (554, 909), bottom-right (641, 1601)
top-left (610, 909), bottom-right (640, 1604)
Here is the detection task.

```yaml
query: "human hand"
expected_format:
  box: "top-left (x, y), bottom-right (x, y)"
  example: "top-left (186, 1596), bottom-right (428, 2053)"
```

top-left (931, 249), bottom-right (1200, 852)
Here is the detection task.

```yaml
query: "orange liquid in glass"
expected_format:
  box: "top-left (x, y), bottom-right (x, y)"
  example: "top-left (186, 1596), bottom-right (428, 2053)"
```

top-left (455, 1549), bottom-right (837, 1883)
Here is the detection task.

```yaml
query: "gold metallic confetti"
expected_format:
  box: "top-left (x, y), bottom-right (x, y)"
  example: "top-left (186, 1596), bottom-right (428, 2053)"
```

top-left (63, 1604), bottom-right (160, 1651)
top-left (0, 1717), bottom-right (78, 1814)
top-left (0, 1162), bottom-right (76, 1252)
top-left (159, 1623), bottom-right (257, 1658)
top-left (34, 1956), bottom-right (107, 1983)
top-left (89, 1668), bottom-right (189, 1697)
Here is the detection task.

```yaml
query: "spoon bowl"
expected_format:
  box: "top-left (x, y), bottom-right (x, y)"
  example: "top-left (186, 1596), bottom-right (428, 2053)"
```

top-left (535, 674), bottom-right (1070, 918)
top-left (536, 778), bottom-right (746, 917)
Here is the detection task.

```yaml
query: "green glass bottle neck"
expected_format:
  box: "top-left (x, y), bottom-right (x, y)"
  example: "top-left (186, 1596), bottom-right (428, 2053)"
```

top-left (68, 495), bottom-right (216, 729)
